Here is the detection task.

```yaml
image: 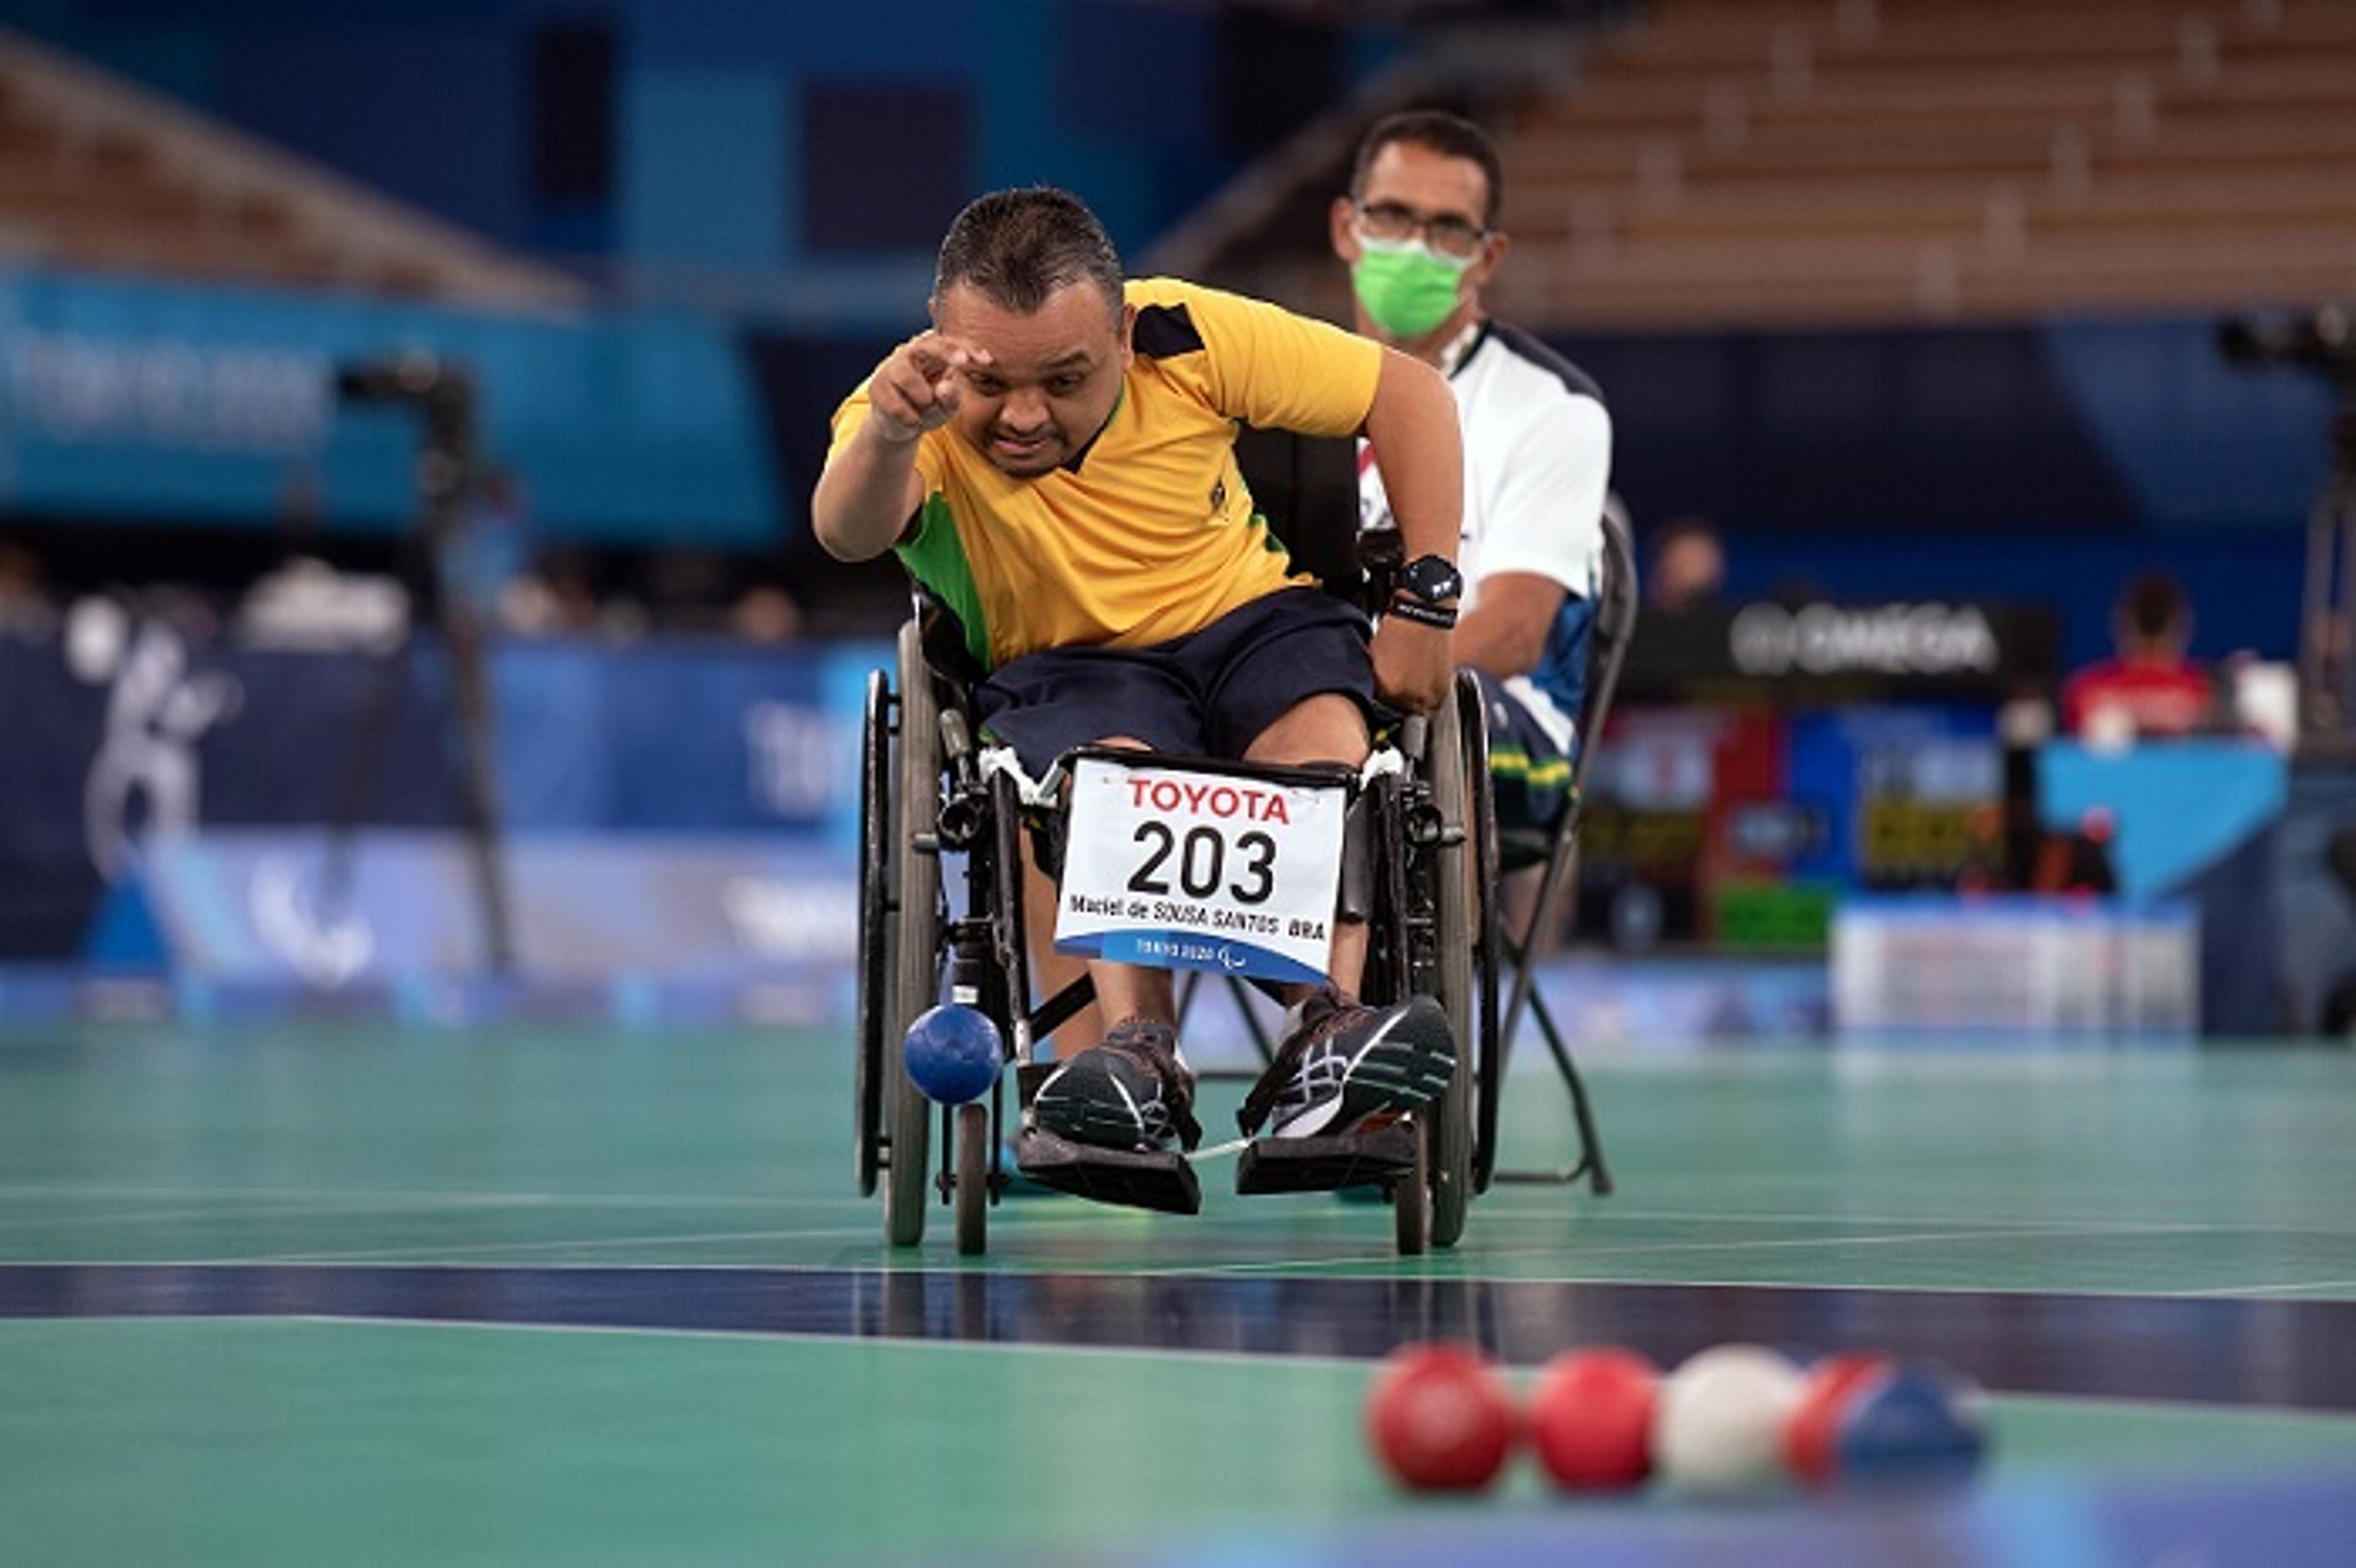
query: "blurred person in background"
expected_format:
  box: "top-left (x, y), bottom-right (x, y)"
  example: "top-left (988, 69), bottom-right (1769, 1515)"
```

top-left (1646, 513), bottom-right (1726, 614)
top-left (239, 466), bottom-right (407, 653)
top-left (730, 582), bottom-right (804, 644)
top-left (1331, 109), bottom-right (1611, 839)
top-left (0, 540), bottom-right (60, 642)
top-left (501, 546), bottom-right (620, 639)
top-left (2062, 569), bottom-right (2215, 744)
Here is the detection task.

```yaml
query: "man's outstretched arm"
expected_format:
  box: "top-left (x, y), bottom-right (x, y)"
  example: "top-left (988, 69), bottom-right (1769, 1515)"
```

top-left (812, 332), bottom-right (983, 561)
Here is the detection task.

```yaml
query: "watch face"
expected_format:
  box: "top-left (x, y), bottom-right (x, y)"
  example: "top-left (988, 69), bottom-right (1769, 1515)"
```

top-left (1402, 556), bottom-right (1461, 602)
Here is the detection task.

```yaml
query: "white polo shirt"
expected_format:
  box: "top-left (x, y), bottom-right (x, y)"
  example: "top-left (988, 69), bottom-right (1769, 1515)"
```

top-left (1360, 318), bottom-right (1612, 750)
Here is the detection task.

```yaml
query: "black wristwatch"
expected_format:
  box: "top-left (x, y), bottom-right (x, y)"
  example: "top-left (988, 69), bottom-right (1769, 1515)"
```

top-left (1394, 554), bottom-right (1463, 606)
top-left (1389, 554), bottom-right (1463, 628)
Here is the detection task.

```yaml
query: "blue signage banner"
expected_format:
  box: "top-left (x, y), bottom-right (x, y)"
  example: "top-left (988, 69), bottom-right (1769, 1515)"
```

top-left (0, 267), bottom-right (779, 544)
top-left (0, 629), bottom-right (890, 956)
top-left (112, 830), bottom-right (855, 993)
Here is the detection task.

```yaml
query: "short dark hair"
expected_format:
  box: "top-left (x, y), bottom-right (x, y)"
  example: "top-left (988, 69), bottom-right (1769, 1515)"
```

top-left (2119, 570), bottom-right (2191, 640)
top-left (1348, 110), bottom-right (1505, 229)
top-left (933, 186), bottom-right (1124, 318)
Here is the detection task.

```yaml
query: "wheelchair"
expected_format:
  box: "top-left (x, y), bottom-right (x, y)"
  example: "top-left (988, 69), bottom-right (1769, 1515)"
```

top-left (853, 598), bottom-right (1503, 1257)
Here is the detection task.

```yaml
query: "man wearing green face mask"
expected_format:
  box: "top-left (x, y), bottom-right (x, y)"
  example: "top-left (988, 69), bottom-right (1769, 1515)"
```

top-left (1330, 110), bottom-right (1615, 837)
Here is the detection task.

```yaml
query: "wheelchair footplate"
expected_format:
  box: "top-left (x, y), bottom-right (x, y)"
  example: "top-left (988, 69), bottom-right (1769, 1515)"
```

top-left (1235, 1118), bottom-right (1419, 1196)
top-left (1014, 1125), bottom-right (1203, 1216)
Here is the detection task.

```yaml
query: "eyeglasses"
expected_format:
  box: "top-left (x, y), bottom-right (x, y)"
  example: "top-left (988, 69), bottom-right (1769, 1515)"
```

top-left (1353, 201), bottom-right (1489, 259)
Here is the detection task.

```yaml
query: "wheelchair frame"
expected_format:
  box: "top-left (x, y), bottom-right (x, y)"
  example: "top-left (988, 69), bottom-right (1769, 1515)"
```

top-left (854, 616), bottom-right (1501, 1256)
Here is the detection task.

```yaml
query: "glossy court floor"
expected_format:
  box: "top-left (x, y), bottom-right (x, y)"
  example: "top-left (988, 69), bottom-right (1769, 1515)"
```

top-left (6, 1021), bottom-right (2356, 1566)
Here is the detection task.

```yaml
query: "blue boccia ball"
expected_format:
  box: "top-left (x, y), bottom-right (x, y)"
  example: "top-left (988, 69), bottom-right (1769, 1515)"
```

top-left (903, 1004), bottom-right (1003, 1105)
top-left (1832, 1361), bottom-right (1989, 1489)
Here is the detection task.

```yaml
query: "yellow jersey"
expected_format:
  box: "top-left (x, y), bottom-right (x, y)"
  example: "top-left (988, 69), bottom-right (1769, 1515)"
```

top-left (827, 276), bottom-right (1382, 671)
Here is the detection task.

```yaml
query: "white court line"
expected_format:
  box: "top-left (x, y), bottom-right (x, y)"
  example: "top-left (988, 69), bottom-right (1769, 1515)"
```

top-left (4, 1255), bottom-right (2347, 1307)
top-left (0, 1257), bottom-right (941, 1275)
top-left (250, 1226), bottom-right (887, 1262)
top-left (0, 1183), bottom-right (841, 1210)
top-left (1460, 1205), bottom-right (2233, 1243)
top-left (2173, 1279), bottom-right (2356, 1299)
top-left (82, 1312), bottom-right (1427, 1372)
top-left (1141, 1220), bottom-right (2236, 1278)
top-left (10, 1186), bottom-right (2341, 1239)
top-left (0, 1199), bottom-right (577, 1234)
top-left (1545, 1207), bottom-right (2260, 1234)
top-left (952, 1204), bottom-right (2256, 1279)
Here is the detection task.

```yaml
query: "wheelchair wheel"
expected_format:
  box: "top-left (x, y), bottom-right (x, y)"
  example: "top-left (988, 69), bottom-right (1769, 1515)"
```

top-left (1421, 675), bottom-right (1482, 1250)
top-left (954, 1102), bottom-right (990, 1256)
top-left (855, 669), bottom-right (889, 1197)
top-left (1458, 672), bottom-right (1503, 1201)
top-left (885, 621), bottom-right (945, 1247)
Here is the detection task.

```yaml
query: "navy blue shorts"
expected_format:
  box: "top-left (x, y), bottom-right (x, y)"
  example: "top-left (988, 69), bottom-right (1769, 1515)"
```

top-left (975, 587), bottom-right (1375, 774)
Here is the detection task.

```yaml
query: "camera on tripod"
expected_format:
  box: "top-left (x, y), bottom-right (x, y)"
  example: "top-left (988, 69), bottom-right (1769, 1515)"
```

top-left (332, 351), bottom-right (480, 507)
top-left (2217, 304), bottom-right (2356, 388)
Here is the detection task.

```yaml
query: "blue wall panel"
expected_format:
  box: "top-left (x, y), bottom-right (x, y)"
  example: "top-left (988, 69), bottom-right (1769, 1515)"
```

top-left (620, 64), bottom-right (785, 267)
top-left (0, 272), bottom-right (779, 543)
top-left (215, 25), bottom-right (524, 245)
top-left (623, 0), bottom-right (980, 72)
top-left (1055, 1), bottom-right (1211, 147)
top-left (2042, 317), bottom-right (2336, 535)
top-left (10, 0), bottom-right (1384, 280)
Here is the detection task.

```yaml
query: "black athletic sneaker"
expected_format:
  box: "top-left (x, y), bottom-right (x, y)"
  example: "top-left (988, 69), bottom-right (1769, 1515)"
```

top-left (1238, 986), bottom-right (1456, 1140)
top-left (1029, 1018), bottom-right (1203, 1155)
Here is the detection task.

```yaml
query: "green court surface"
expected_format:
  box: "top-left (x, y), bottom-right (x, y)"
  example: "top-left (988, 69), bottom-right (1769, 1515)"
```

top-left (4, 1023), bottom-right (2355, 1564)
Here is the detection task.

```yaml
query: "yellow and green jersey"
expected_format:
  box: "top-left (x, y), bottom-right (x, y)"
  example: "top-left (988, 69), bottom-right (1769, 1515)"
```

top-left (827, 276), bottom-right (1382, 671)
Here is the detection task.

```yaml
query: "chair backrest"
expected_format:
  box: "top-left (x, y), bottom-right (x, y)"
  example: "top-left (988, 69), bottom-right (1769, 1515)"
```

top-left (1495, 501), bottom-right (1638, 869)
top-left (1570, 501), bottom-right (1639, 799)
top-left (1231, 427), bottom-right (1363, 604)
top-left (1499, 501), bottom-right (1638, 913)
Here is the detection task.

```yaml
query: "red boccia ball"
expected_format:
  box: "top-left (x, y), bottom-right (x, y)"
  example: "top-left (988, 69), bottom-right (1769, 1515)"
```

top-left (1784, 1351), bottom-right (1893, 1486)
top-left (1528, 1347), bottom-right (1658, 1491)
top-left (1363, 1342), bottom-right (1518, 1493)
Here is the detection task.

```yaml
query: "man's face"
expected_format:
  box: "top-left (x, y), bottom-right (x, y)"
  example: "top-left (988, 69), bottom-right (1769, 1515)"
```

top-left (1330, 139), bottom-right (1504, 291)
top-left (932, 280), bottom-right (1133, 478)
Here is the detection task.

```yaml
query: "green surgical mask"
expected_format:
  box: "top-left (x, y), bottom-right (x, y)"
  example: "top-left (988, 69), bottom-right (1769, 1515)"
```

top-left (1350, 238), bottom-right (1471, 339)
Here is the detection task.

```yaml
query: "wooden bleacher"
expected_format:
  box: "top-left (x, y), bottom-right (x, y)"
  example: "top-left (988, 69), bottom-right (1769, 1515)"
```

top-left (0, 28), bottom-right (582, 306)
top-left (1163, 0), bottom-right (2356, 331)
top-left (1488, 0), bottom-right (2356, 326)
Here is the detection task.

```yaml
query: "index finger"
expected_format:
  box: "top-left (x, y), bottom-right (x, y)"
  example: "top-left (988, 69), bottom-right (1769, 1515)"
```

top-left (906, 331), bottom-right (977, 377)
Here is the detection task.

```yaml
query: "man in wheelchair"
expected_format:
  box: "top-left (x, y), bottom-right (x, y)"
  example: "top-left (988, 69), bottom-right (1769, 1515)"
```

top-left (815, 186), bottom-right (1468, 1174)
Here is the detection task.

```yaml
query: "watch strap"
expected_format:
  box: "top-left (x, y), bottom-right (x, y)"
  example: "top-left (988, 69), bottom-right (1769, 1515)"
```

top-left (1385, 595), bottom-right (1458, 630)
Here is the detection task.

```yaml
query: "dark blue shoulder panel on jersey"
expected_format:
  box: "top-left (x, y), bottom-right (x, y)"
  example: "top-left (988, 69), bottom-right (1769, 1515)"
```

top-left (1133, 303), bottom-right (1206, 359)
top-left (1484, 320), bottom-right (1606, 408)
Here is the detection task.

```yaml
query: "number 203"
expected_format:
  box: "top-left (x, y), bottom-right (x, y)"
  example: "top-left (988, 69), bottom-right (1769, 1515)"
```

top-left (1127, 823), bottom-right (1276, 905)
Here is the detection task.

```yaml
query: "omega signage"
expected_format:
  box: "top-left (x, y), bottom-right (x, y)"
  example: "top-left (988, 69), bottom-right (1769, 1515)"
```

top-left (1621, 599), bottom-right (2057, 701)
top-left (1728, 602), bottom-right (2003, 678)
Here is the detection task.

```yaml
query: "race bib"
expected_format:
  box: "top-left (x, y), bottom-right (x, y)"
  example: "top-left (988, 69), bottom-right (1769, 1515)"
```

top-left (1054, 756), bottom-right (1347, 985)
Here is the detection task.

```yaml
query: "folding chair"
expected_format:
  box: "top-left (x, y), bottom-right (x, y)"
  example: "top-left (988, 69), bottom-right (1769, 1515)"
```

top-left (1482, 502), bottom-right (1637, 1195)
